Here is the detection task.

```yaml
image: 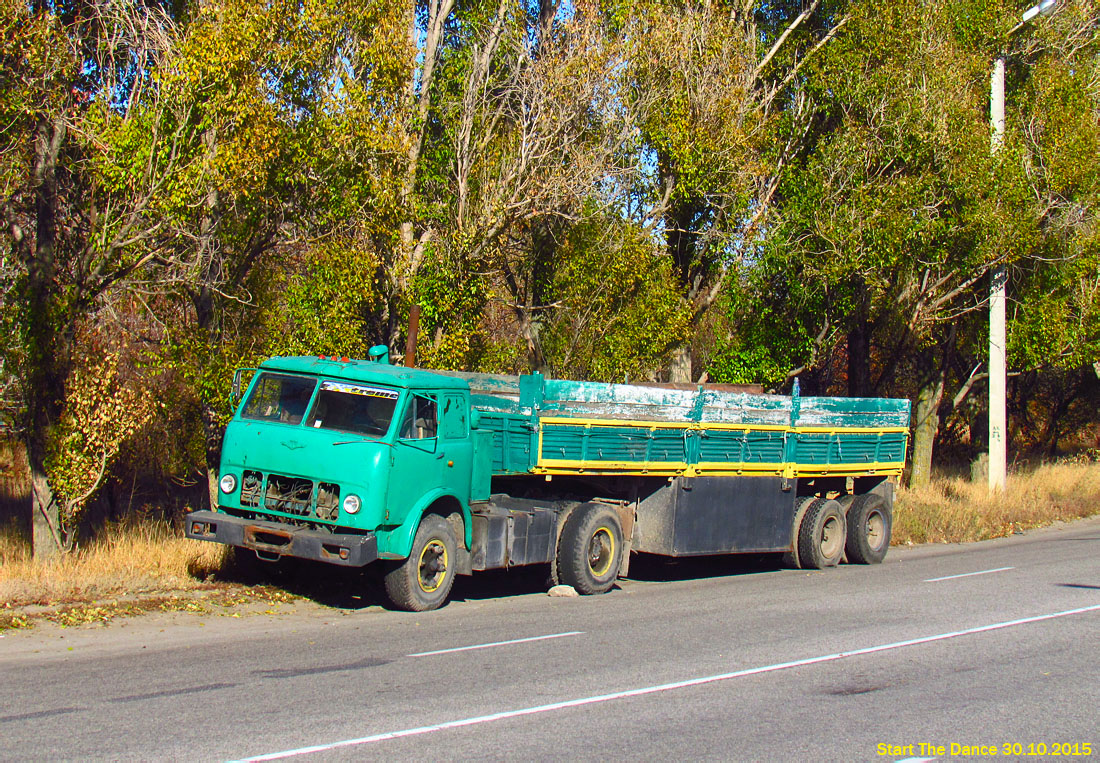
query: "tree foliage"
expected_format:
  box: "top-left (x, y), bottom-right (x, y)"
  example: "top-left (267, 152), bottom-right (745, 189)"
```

top-left (1, 0), bottom-right (1098, 554)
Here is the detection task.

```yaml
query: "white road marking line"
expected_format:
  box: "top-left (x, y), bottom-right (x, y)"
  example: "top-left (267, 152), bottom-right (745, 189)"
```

top-left (407, 631), bottom-right (584, 658)
top-left (924, 566), bottom-right (1015, 582)
top-left (234, 603), bottom-right (1100, 762)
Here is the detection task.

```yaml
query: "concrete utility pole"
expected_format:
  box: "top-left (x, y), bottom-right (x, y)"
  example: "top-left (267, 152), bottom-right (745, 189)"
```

top-left (988, 0), bottom-right (1059, 494)
top-left (989, 57), bottom-right (1007, 494)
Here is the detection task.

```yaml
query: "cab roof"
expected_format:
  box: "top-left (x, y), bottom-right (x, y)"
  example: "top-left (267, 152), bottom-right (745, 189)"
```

top-left (259, 356), bottom-right (470, 391)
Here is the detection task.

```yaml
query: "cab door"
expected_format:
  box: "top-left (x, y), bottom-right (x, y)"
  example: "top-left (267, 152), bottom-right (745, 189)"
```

top-left (388, 392), bottom-right (444, 526)
top-left (437, 392), bottom-right (473, 503)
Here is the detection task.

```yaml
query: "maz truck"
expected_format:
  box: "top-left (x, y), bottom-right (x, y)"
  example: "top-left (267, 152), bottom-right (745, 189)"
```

top-left (185, 350), bottom-right (910, 611)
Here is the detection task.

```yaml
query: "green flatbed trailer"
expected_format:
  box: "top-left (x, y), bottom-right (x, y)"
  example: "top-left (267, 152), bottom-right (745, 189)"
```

top-left (186, 352), bottom-right (910, 610)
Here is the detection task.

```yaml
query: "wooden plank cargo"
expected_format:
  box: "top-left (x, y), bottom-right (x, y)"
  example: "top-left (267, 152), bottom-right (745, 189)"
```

top-left (439, 371), bottom-right (909, 480)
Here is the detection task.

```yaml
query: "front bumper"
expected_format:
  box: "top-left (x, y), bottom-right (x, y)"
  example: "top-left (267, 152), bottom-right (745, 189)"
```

top-left (185, 510), bottom-right (378, 567)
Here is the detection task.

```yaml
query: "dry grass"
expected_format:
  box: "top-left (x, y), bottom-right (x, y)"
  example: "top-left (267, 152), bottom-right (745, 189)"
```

top-left (894, 461), bottom-right (1100, 545)
top-left (0, 521), bottom-right (303, 630)
top-left (0, 520), bottom-right (230, 610)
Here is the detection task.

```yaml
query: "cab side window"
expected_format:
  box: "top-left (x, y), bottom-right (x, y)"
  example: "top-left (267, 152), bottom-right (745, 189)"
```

top-left (441, 394), bottom-right (467, 439)
top-left (399, 394), bottom-right (437, 439)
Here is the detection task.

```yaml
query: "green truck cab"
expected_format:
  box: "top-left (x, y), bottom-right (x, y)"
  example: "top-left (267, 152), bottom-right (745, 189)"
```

top-left (186, 351), bottom-right (910, 611)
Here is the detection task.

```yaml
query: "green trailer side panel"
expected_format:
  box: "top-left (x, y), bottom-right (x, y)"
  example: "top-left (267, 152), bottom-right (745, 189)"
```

top-left (698, 429), bottom-right (787, 465)
top-left (475, 411), bottom-right (535, 474)
top-left (540, 422), bottom-right (691, 465)
top-left (793, 431), bottom-right (909, 466)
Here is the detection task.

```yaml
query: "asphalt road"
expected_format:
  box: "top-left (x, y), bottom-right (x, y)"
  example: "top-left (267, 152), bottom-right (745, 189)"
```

top-left (1, 518), bottom-right (1098, 762)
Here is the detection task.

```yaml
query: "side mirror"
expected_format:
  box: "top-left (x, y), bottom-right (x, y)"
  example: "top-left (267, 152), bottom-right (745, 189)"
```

top-left (231, 368), bottom-right (257, 409)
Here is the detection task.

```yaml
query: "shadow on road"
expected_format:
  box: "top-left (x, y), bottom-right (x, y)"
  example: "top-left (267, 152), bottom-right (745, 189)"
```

top-left (221, 553), bottom-right (386, 610)
top-left (219, 550), bottom-right (791, 612)
top-left (625, 552), bottom-right (787, 582)
top-left (451, 565), bottom-right (554, 603)
top-left (220, 553), bottom-right (554, 610)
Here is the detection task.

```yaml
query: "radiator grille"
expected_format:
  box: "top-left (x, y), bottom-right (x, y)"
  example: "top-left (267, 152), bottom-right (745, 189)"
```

top-left (241, 470), bottom-right (263, 507)
top-left (265, 474), bottom-right (313, 516)
top-left (316, 482), bottom-right (341, 521)
top-left (234, 471), bottom-right (342, 522)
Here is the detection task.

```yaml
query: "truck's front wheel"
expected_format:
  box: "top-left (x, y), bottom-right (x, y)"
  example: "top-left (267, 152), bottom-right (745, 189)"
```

top-left (384, 515), bottom-right (457, 611)
top-left (557, 503), bottom-right (623, 595)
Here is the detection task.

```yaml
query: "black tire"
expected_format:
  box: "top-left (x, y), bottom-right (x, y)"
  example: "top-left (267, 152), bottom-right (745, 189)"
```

top-left (844, 493), bottom-right (892, 564)
top-left (797, 498), bottom-right (846, 569)
top-left (384, 514), bottom-right (457, 611)
top-left (783, 496), bottom-right (823, 569)
top-left (556, 503), bottom-right (623, 595)
top-left (836, 493), bottom-right (856, 516)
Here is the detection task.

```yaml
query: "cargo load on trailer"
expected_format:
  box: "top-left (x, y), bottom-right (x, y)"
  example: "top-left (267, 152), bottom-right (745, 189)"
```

top-left (186, 349), bottom-right (910, 610)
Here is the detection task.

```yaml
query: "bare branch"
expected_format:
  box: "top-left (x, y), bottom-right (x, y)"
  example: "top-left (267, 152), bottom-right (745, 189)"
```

top-left (753, 0), bottom-right (821, 81)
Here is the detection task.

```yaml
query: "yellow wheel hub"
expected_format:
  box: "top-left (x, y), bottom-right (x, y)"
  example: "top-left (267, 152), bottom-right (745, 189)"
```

top-left (418, 540), bottom-right (448, 593)
top-left (587, 527), bottom-right (615, 577)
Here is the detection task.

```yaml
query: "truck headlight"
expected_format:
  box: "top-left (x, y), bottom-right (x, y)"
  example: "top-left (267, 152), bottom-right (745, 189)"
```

top-left (342, 494), bottom-right (361, 515)
top-left (219, 473), bottom-right (238, 494)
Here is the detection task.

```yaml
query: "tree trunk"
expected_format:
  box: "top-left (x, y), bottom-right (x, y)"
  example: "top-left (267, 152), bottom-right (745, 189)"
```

top-left (394, 0), bottom-right (455, 296)
top-left (201, 402), bottom-right (225, 510)
top-left (847, 322), bottom-right (872, 398)
top-left (206, 468), bottom-right (219, 514)
top-left (847, 276), bottom-right (872, 397)
top-left (29, 461), bottom-right (62, 559)
top-left (669, 346), bottom-right (692, 383)
top-left (909, 372), bottom-right (945, 488)
top-left (513, 308), bottom-right (548, 374)
top-left (25, 114), bottom-right (69, 559)
top-left (1043, 371), bottom-right (1079, 458)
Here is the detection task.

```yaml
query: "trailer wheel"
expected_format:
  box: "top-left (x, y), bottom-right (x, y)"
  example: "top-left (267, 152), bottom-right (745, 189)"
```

top-left (384, 514), bottom-right (457, 611)
top-left (836, 493), bottom-right (856, 516)
top-left (844, 493), bottom-right (892, 564)
top-left (557, 503), bottom-right (623, 595)
top-left (783, 496), bottom-right (824, 569)
top-left (797, 498), bottom-right (846, 569)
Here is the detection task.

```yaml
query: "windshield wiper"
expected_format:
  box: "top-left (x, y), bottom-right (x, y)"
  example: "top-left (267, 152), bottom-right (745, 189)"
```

top-left (332, 436), bottom-right (393, 447)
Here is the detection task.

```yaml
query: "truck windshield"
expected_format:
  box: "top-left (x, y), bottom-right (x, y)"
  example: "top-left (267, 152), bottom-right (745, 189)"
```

top-left (241, 373), bottom-right (317, 425)
top-left (305, 380), bottom-right (399, 437)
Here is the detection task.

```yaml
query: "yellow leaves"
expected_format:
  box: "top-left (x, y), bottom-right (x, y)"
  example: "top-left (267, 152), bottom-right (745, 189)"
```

top-left (630, 4), bottom-right (763, 201)
top-left (0, 612), bottom-right (31, 631)
top-left (47, 604), bottom-right (140, 628)
top-left (0, 1), bottom-right (80, 119)
top-left (153, 0), bottom-right (410, 210)
top-left (46, 352), bottom-right (156, 529)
